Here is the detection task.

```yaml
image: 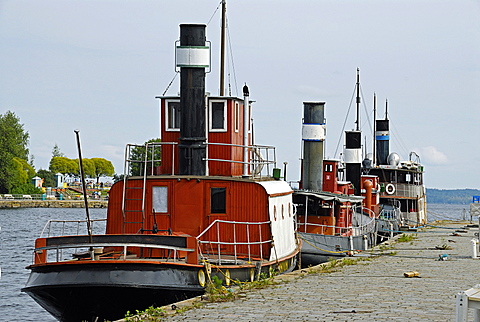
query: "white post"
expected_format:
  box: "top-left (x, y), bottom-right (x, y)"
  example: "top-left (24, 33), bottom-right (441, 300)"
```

top-left (242, 85), bottom-right (250, 177)
top-left (471, 239), bottom-right (478, 259)
top-left (456, 291), bottom-right (468, 322)
top-left (363, 235), bottom-right (368, 250)
top-left (390, 223), bottom-right (394, 239)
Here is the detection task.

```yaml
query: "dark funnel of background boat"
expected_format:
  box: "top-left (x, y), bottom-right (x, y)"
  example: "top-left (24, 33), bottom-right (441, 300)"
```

top-left (345, 131), bottom-right (361, 195)
top-left (178, 24), bottom-right (206, 175)
top-left (375, 118), bottom-right (389, 165)
top-left (302, 102), bottom-right (326, 191)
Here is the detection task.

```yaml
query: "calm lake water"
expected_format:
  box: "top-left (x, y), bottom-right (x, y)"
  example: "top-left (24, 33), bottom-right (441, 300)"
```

top-left (0, 204), bottom-right (472, 321)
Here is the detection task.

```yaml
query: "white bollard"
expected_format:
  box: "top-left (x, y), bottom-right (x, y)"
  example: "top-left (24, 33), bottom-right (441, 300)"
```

top-left (471, 239), bottom-right (479, 259)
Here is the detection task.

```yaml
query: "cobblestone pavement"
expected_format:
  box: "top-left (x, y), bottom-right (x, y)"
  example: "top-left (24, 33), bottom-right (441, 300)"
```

top-left (161, 221), bottom-right (480, 321)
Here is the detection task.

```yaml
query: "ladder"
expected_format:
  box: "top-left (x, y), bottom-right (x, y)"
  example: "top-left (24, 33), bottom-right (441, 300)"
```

top-left (121, 144), bottom-right (148, 234)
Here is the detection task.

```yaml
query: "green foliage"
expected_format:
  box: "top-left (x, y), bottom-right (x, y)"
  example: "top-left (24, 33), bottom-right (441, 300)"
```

top-left (0, 111), bottom-right (31, 193)
top-left (397, 233), bottom-right (417, 243)
top-left (52, 143), bottom-right (65, 158)
top-left (36, 169), bottom-right (56, 187)
top-left (124, 306), bottom-right (166, 322)
top-left (91, 157), bottom-right (115, 182)
top-left (11, 183), bottom-right (42, 194)
top-left (78, 158), bottom-right (96, 178)
top-left (49, 157), bottom-right (78, 177)
top-left (129, 138), bottom-right (162, 176)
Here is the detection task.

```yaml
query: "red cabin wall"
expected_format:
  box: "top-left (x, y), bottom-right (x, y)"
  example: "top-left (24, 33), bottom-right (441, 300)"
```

top-left (322, 160), bottom-right (338, 193)
top-left (158, 97), bottom-right (250, 177)
top-left (106, 177), bottom-right (271, 258)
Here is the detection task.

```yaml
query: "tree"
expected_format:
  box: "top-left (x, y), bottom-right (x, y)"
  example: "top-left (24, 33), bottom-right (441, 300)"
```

top-left (52, 143), bottom-right (65, 158)
top-left (49, 156), bottom-right (78, 177)
top-left (36, 169), bottom-right (56, 188)
top-left (78, 158), bottom-right (96, 179)
top-left (91, 158), bottom-right (115, 183)
top-left (129, 138), bottom-right (162, 176)
top-left (10, 158), bottom-right (42, 194)
top-left (0, 111), bottom-right (30, 193)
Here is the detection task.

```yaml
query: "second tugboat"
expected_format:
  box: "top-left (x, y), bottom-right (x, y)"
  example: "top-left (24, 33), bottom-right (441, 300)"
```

top-left (22, 23), bottom-right (300, 322)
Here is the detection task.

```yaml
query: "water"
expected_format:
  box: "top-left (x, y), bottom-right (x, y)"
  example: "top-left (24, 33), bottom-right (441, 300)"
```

top-left (0, 204), bottom-right (472, 321)
top-left (0, 208), bottom-right (107, 322)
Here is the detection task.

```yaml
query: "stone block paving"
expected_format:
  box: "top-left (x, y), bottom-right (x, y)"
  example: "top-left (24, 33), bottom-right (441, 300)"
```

top-left (165, 222), bottom-right (479, 321)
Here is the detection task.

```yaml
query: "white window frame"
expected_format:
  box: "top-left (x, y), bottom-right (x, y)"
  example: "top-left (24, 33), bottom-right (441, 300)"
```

top-left (152, 186), bottom-right (168, 213)
top-left (234, 102), bottom-right (240, 133)
top-left (209, 99), bottom-right (227, 132)
top-left (165, 99), bottom-right (180, 131)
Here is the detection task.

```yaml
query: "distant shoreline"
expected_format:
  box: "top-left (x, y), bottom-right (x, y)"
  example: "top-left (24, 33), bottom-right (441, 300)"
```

top-left (0, 200), bottom-right (108, 209)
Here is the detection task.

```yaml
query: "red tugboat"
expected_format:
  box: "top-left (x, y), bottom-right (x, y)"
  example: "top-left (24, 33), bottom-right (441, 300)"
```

top-left (22, 24), bottom-right (300, 322)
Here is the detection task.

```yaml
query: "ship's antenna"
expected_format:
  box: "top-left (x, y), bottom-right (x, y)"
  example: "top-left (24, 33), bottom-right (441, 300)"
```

top-left (385, 98), bottom-right (388, 120)
top-left (373, 92), bottom-right (376, 166)
top-left (355, 68), bottom-right (361, 131)
top-left (74, 130), bottom-right (94, 247)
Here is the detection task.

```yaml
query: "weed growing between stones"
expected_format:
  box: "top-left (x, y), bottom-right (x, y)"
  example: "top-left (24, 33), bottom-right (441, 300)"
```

top-left (397, 233), bottom-right (417, 243)
top-left (124, 306), bottom-right (166, 322)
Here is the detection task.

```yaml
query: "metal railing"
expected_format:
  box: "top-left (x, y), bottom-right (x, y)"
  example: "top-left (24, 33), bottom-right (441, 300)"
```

top-left (40, 219), bottom-right (107, 238)
top-left (381, 183), bottom-right (425, 198)
top-left (34, 234), bottom-right (193, 264)
top-left (122, 141), bottom-right (277, 178)
top-left (205, 143), bottom-right (276, 178)
top-left (196, 219), bottom-right (272, 265)
top-left (297, 206), bottom-right (376, 237)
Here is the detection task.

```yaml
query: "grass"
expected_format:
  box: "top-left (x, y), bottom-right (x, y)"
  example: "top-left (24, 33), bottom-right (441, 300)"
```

top-left (124, 306), bottom-right (166, 322)
top-left (397, 233), bottom-right (418, 243)
top-left (307, 256), bottom-right (371, 274)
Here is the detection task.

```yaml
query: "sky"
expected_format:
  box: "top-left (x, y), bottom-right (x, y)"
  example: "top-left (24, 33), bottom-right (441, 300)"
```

top-left (1, 0), bottom-right (479, 189)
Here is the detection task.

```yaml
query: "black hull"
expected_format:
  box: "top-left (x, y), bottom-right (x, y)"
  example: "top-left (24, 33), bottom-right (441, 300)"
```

top-left (23, 256), bottom-right (298, 322)
top-left (23, 284), bottom-right (199, 322)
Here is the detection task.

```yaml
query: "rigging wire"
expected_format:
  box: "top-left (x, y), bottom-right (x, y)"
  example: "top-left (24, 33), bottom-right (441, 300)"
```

top-left (334, 85), bottom-right (356, 158)
top-left (162, 72), bottom-right (179, 96)
top-left (389, 119), bottom-right (410, 159)
top-left (226, 16), bottom-right (238, 97)
top-left (162, 1), bottom-right (222, 97)
top-left (206, 1), bottom-right (222, 26)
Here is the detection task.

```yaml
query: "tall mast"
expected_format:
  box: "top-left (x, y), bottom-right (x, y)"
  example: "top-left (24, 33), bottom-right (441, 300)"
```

top-left (219, 0), bottom-right (226, 96)
top-left (385, 98), bottom-right (388, 119)
top-left (355, 68), bottom-right (361, 131)
top-left (373, 92), bottom-right (376, 166)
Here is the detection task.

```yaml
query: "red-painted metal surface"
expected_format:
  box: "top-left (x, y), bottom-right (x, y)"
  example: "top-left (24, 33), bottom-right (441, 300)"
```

top-left (106, 177), bottom-right (271, 259)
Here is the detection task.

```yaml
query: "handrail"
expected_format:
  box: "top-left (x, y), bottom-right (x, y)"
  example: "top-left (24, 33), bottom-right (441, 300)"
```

top-left (122, 141), bottom-right (276, 178)
top-left (40, 219), bottom-right (106, 238)
top-left (196, 219), bottom-right (272, 264)
top-left (297, 214), bottom-right (376, 237)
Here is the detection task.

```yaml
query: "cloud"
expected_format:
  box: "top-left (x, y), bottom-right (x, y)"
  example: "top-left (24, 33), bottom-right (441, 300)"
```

top-left (415, 146), bottom-right (448, 165)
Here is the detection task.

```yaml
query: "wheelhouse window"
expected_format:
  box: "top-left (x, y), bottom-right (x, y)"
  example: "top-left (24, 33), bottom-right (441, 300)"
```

top-left (234, 102), bottom-right (240, 132)
top-left (210, 187), bottom-right (226, 214)
top-left (209, 100), bottom-right (227, 131)
top-left (152, 186), bottom-right (168, 213)
top-left (166, 100), bottom-right (180, 130)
